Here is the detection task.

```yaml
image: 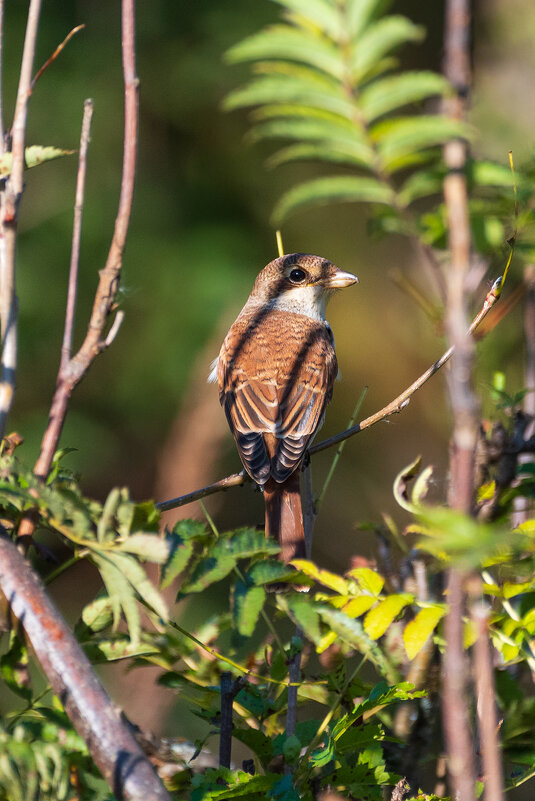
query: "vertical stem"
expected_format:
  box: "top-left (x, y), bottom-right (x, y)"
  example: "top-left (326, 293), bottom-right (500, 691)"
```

top-left (441, 2), bottom-right (478, 799)
top-left (61, 99), bottom-right (94, 371)
top-left (219, 671), bottom-right (233, 768)
top-left (0, 0), bottom-right (43, 438)
top-left (472, 600), bottom-right (504, 801)
top-left (0, 0), bottom-right (5, 151)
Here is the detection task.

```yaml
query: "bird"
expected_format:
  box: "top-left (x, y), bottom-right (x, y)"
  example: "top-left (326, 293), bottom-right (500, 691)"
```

top-left (210, 253), bottom-right (358, 563)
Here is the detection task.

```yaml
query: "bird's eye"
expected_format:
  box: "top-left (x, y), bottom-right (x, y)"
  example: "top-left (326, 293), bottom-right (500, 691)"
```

top-left (289, 268), bottom-right (307, 283)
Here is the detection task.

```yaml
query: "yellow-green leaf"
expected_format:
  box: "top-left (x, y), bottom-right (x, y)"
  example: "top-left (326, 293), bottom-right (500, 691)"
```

top-left (343, 596), bottom-right (377, 618)
top-left (403, 605), bottom-right (445, 660)
top-left (346, 567), bottom-right (385, 595)
top-left (0, 145), bottom-right (75, 177)
top-left (364, 594), bottom-right (413, 640)
top-left (292, 559), bottom-right (348, 594)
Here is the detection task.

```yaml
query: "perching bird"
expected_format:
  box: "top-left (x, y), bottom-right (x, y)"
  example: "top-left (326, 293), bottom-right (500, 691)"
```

top-left (211, 253), bottom-right (358, 562)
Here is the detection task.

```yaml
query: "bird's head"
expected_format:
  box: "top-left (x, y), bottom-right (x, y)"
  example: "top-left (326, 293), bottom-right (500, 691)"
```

top-left (248, 253), bottom-right (358, 319)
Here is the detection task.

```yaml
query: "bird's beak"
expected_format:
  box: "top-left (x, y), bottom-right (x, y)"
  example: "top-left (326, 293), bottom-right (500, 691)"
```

top-left (322, 269), bottom-right (359, 289)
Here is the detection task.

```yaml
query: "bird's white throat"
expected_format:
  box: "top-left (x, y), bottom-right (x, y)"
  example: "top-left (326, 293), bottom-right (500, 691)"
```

top-left (265, 284), bottom-right (328, 321)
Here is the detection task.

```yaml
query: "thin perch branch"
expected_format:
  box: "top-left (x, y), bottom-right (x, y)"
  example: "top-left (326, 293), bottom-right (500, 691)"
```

top-left (156, 279), bottom-right (502, 513)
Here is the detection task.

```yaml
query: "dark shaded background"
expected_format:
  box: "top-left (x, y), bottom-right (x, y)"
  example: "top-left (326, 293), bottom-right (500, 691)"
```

top-left (2, 0), bottom-right (533, 736)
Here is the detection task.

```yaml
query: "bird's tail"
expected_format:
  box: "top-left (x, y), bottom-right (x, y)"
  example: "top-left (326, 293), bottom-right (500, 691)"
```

top-left (263, 473), bottom-right (306, 563)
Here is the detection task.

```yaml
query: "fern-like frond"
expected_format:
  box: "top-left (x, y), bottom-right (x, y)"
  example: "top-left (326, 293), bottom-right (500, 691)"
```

top-left (225, 0), bottom-right (465, 224)
top-left (272, 175), bottom-right (394, 223)
top-left (226, 24), bottom-right (345, 79)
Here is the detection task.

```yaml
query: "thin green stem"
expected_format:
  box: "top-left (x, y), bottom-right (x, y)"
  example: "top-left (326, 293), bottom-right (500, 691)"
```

top-left (316, 387), bottom-right (367, 511)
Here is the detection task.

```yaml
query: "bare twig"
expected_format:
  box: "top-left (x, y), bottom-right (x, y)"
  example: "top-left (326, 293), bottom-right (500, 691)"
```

top-left (471, 598), bottom-right (504, 801)
top-left (0, 529), bottom-right (173, 801)
top-left (0, 0), bottom-right (42, 440)
top-left (30, 24), bottom-right (84, 92)
top-left (61, 98), bottom-right (93, 370)
top-left (156, 280), bottom-right (501, 513)
top-left (33, 0), bottom-right (139, 479)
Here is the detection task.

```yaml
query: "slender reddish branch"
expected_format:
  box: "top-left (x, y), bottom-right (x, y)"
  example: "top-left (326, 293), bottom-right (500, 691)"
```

top-left (0, 0), bottom-right (42, 439)
top-left (156, 279), bottom-right (502, 513)
top-left (61, 98), bottom-right (93, 371)
top-left (441, 1), bottom-right (479, 799)
top-left (34, 0), bottom-right (138, 479)
top-left (0, 530), bottom-right (173, 801)
top-left (472, 599), bottom-right (504, 801)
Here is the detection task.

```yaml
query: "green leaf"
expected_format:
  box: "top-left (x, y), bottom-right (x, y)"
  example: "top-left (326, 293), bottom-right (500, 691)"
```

top-left (364, 594), bottom-right (413, 639)
top-left (396, 167), bottom-right (443, 206)
top-left (78, 593), bottom-right (114, 635)
top-left (346, 0), bottom-right (391, 39)
top-left (226, 25), bottom-right (345, 80)
top-left (280, 595), bottom-right (322, 645)
top-left (93, 554), bottom-right (141, 646)
top-left (160, 532), bottom-right (194, 589)
top-left (351, 16), bottom-right (425, 80)
top-left (224, 71), bottom-right (355, 119)
top-left (360, 71), bottom-right (450, 123)
top-left (248, 560), bottom-right (296, 585)
top-left (271, 0), bottom-right (344, 40)
top-left (105, 551), bottom-right (168, 621)
top-left (179, 553), bottom-right (237, 594)
top-left (221, 527), bottom-right (281, 558)
top-left (233, 580), bottom-right (266, 636)
top-left (267, 141), bottom-right (374, 170)
top-left (249, 114), bottom-right (365, 146)
top-left (403, 605), bottom-right (445, 660)
top-left (116, 532), bottom-right (170, 563)
top-left (373, 115), bottom-right (469, 172)
top-left (0, 145), bottom-right (75, 177)
top-left (318, 606), bottom-right (399, 682)
top-left (0, 632), bottom-right (31, 701)
top-left (272, 175), bottom-right (394, 223)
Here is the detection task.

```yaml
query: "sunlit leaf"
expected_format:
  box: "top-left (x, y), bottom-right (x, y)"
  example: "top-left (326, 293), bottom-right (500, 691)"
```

top-left (347, 567), bottom-right (385, 596)
top-left (403, 605), bottom-right (445, 660)
top-left (226, 25), bottom-right (345, 80)
top-left (225, 75), bottom-right (355, 119)
top-left (351, 16), bottom-right (425, 80)
top-left (364, 594), bottom-right (413, 639)
top-left (373, 115), bottom-right (468, 172)
top-left (291, 559), bottom-right (348, 593)
top-left (343, 596), bottom-right (377, 618)
top-left (116, 532), bottom-right (170, 563)
top-left (273, 175), bottom-right (394, 223)
top-left (271, 0), bottom-right (344, 40)
top-left (360, 71), bottom-right (450, 122)
top-left (267, 141), bottom-right (374, 169)
top-left (0, 145), bottom-right (75, 178)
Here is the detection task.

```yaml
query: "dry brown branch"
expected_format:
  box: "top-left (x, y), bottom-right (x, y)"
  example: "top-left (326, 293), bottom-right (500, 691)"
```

top-left (33, 0), bottom-right (139, 480)
top-left (0, 0), bottom-right (42, 440)
top-left (0, 529), bottom-right (173, 801)
top-left (156, 279), bottom-right (501, 513)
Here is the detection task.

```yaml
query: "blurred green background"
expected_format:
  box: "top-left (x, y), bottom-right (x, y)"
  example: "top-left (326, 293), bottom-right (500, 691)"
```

top-left (2, 0), bottom-right (533, 732)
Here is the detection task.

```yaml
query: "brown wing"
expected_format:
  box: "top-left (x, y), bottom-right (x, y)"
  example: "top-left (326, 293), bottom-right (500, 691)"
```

top-left (218, 308), bottom-right (337, 484)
